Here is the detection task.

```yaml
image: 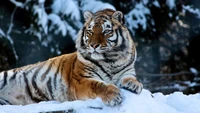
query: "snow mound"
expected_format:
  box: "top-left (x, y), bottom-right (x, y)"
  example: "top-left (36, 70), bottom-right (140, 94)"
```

top-left (0, 89), bottom-right (200, 113)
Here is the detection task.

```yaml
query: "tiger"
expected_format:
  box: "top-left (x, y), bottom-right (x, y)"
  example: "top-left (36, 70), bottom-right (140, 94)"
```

top-left (0, 9), bottom-right (143, 106)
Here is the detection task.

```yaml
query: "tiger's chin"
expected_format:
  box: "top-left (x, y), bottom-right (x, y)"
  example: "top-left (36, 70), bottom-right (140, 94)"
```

top-left (91, 52), bottom-right (104, 60)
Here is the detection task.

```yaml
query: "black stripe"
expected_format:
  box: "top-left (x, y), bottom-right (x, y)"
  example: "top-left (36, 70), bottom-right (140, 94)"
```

top-left (72, 74), bottom-right (81, 84)
top-left (103, 54), bottom-right (117, 63)
top-left (23, 73), bottom-right (42, 103)
top-left (84, 67), bottom-right (104, 80)
top-left (76, 62), bottom-right (93, 77)
top-left (54, 57), bottom-right (66, 90)
top-left (121, 68), bottom-right (134, 76)
top-left (32, 63), bottom-right (44, 78)
top-left (71, 57), bottom-right (81, 84)
top-left (85, 57), bottom-right (112, 80)
top-left (18, 64), bottom-right (46, 102)
top-left (32, 63), bottom-right (49, 101)
top-left (0, 101), bottom-right (3, 105)
top-left (46, 78), bottom-right (54, 99)
top-left (89, 70), bottom-right (104, 80)
top-left (97, 16), bottom-right (108, 20)
top-left (32, 63), bottom-right (44, 82)
top-left (60, 58), bottom-right (67, 77)
top-left (53, 75), bottom-right (58, 91)
top-left (13, 68), bottom-right (18, 73)
top-left (112, 56), bottom-right (135, 75)
top-left (0, 71), bottom-right (8, 90)
top-left (78, 60), bottom-right (104, 80)
top-left (79, 73), bottom-right (92, 78)
top-left (0, 97), bottom-right (11, 105)
top-left (54, 61), bottom-right (61, 76)
top-left (25, 65), bottom-right (39, 76)
top-left (112, 27), bottom-right (126, 52)
top-left (53, 59), bottom-right (64, 90)
top-left (115, 29), bottom-right (119, 43)
top-left (118, 27), bottom-right (126, 50)
top-left (80, 27), bottom-right (86, 47)
top-left (41, 62), bottom-right (53, 81)
top-left (108, 29), bottom-right (118, 43)
top-left (9, 72), bottom-right (17, 82)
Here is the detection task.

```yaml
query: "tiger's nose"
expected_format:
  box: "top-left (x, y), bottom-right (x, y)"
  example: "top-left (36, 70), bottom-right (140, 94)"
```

top-left (90, 44), bottom-right (100, 49)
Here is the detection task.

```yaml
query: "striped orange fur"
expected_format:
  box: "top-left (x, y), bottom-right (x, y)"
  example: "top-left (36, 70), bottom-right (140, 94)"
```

top-left (0, 9), bottom-right (143, 106)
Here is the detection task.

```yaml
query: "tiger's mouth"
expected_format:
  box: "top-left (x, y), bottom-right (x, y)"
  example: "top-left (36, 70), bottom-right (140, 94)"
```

top-left (86, 44), bottom-right (110, 60)
top-left (90, 52), bottom-right (104, 60)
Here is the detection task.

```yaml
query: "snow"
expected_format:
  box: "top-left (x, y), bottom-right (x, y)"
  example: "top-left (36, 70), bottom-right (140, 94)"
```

top-left (142, 0), bottom-right (149, 5)
top-left (167, 92), bottom-right (200, 113)
top-left (153, 0), bottom-right (160, 8)
top-left (169, 13), bottom-right (173, 18)
top-left (190, 67), bottom-right (199, 75)
top-left (166, 0), bottom-right (175, 10)
top-left (39, 0), bottom-right (45, 3)
top-left (0, 89), bottom-right (199, 113)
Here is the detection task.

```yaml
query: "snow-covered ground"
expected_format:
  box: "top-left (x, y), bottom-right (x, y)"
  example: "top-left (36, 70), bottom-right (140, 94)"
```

top-left (0, 89), bottom-right (199, 113)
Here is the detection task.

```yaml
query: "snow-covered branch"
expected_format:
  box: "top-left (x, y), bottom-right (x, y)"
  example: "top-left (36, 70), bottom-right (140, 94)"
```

top-left (125, 2), bottom-right (151, 34)
top-left (182, 5), bottom-right (200, 18)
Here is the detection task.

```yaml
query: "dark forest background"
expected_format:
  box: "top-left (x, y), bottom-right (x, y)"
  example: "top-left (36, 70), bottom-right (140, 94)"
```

top-left (0, 0), bottom-right (200, 94)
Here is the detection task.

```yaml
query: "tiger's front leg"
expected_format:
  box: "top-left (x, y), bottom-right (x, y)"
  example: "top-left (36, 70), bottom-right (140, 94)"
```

top-left (119, 75), bottom-right (143, 94)
top-left (74, 78), bottom-right (122, 106)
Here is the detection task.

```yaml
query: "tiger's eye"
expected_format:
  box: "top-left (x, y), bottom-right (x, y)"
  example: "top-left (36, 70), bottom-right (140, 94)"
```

top-left (104, 30), bottom-right (113, 35)
top-left (104, 30), bottom-right (110, 33)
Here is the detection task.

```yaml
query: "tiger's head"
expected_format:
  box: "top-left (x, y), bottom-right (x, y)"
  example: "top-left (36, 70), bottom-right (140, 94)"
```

top-left (76, 9), bottom-right (135, 61)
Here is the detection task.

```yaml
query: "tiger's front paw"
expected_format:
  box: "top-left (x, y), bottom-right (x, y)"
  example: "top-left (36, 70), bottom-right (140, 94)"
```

top-left (120, 77), bottom-right (143, 94)
top-left (100, 84), bottom-right (122, 106)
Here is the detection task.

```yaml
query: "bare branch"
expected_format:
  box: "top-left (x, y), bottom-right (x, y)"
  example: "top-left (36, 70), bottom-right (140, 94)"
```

top-left (5, 0), bottom-right (31, 60)
top-left (6, 6), bottom-right (17, 39)
top-left (0, 28), bottom-right (6, 37)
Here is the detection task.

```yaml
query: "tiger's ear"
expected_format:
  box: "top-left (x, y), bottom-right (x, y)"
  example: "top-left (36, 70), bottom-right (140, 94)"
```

top-left (112, 11), bottom-right (124, 24)
top-left (83, 10), bottom-right (93, 21)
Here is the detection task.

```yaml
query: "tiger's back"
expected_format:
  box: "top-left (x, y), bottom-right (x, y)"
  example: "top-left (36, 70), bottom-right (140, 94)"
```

top-left (0, 9), bottom-right (143, 106)
top-left (0, 53), bottom-right (78, 105)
